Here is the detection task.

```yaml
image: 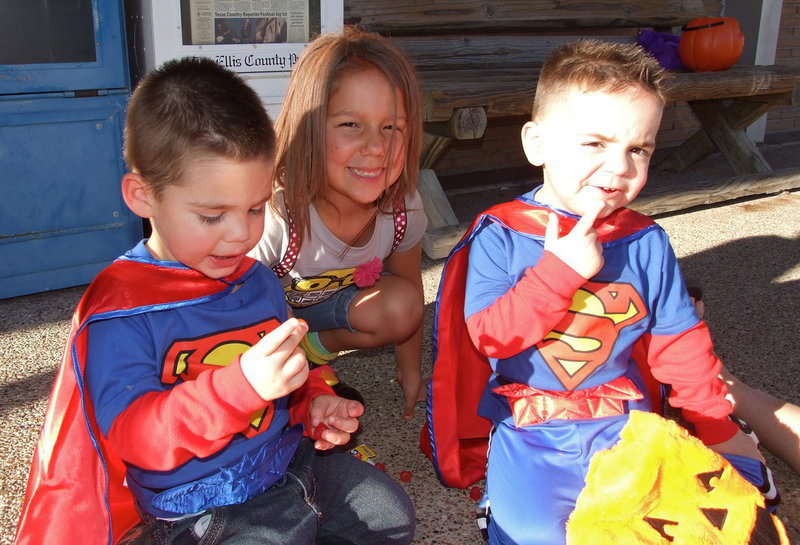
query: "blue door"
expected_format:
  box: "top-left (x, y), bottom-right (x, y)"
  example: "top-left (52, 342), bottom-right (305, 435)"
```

top-left (0, 0), bottom-right (141, 299)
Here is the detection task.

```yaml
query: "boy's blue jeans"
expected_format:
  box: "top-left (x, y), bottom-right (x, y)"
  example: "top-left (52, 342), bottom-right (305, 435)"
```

top-left (127, 439), bottom-right (415, 544)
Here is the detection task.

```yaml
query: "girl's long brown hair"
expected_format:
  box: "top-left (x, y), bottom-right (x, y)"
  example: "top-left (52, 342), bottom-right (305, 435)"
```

top-left (272, 26), bottom-right (423, 241)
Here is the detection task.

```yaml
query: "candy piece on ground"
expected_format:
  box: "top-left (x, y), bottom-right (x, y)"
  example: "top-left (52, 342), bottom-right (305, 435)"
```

top-left (399, 470), bottom-right (412, 482)
top-left (375, 462), bottom-right (386, 472)
top-left (470, 486), bottom-right (482, 501)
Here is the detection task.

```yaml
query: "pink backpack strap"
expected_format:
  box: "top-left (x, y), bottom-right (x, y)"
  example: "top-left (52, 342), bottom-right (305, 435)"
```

top-left (271, 212), bottom-right (299, 278)
top-left (391, 200), bottom-right (407, 253)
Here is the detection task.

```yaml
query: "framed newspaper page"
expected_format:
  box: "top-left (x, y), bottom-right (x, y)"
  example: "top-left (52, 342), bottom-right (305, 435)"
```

top-left (128, 0), bottom-right (343, 115)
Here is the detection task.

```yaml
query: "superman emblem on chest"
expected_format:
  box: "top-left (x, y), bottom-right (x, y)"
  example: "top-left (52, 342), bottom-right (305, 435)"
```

top-left (159, 317), bottom-right (281, 437)
top-left (536, 282), bottom-right (646, 390)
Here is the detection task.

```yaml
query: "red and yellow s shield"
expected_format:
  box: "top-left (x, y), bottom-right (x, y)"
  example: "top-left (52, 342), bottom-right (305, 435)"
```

top-left (160, 317), bottom-right (281, 436)
top-left (538, 282), bottom-right (646, 390)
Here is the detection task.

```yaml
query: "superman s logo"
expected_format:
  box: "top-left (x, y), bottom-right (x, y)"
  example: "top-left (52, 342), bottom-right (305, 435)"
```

top-left (537, 282), bottom-right (646, 390)
top-left (160, 317), bottom-right (281, 437)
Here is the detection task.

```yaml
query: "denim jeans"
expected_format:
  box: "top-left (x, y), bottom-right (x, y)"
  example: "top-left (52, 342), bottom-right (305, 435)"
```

top-left (122, 439), bottom-right (415, 545)
top-left (291, 284), bottom-right (359, 332)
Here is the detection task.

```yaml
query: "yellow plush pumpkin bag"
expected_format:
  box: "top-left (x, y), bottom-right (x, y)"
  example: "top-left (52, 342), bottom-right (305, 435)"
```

top-left (566, 411), bottom-right (790, 545)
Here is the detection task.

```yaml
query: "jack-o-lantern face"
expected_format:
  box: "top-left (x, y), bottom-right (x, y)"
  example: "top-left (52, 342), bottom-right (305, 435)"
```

top-left (566, 411), bottom-right (789, 545)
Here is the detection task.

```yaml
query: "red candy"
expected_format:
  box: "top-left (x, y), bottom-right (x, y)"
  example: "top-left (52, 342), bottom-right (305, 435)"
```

top-left (313, 422), bottom-right (329, 438)
top-left (375, 462), bottom-right (386, 472)
top-left (469, 486), bottom-right (482, 501)
top-left (399, 470), bottom-right (412, 482)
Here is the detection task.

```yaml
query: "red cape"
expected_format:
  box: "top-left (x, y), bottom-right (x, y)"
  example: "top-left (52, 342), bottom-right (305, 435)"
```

top-left (14, 257), bottom-right (256, 545)
top-left (420, 199), bottom-right (659, 488)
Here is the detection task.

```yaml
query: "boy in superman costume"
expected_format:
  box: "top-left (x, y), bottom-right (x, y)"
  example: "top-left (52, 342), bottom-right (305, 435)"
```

top-left (14, 57), bottom-right (414, 545)
top-left (422, 40), bottom-right (775, 545)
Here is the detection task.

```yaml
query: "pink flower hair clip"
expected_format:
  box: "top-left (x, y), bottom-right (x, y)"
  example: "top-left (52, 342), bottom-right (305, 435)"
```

top-left (354, 257), bottom-right (383, 288)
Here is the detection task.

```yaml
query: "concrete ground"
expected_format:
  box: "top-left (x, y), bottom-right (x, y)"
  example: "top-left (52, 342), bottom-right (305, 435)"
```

top-left (1, 145), bottom-right (799, 542)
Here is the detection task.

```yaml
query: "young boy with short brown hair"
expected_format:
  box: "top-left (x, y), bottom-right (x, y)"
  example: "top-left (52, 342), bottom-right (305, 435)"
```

top-left (16, 56), bottom-right (414, 545)
top-left (425, 39), bottom-right (769, 545)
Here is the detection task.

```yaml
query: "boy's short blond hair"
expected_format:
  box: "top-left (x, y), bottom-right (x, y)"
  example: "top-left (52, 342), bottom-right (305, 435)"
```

top-left (124, 56), bottom-right (276, 197)
top-left (531, 40), bottom-right (669, 121)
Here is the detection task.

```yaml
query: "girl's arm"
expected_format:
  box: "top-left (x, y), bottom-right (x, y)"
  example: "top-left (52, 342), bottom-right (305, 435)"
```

top-left (385, 241), bottom-right (425, 420)
top-left (723, 369), bottom-right (800, 473)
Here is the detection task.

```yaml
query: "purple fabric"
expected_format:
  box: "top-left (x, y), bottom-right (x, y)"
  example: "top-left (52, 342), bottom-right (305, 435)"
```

top-left (637, 29), bottom-right (685, 70)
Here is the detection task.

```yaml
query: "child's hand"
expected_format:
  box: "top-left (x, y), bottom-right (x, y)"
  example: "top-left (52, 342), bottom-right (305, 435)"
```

top-left (396, 369), bottom-right (426, 422)
top-left (544, 203), bottom-right (604, 280)
top-left (310, 394), bottom-right (364, 450)
top-left (708, 428), bottom-right (765, 463)
top-left (240, 318), bottom-right (309, 401)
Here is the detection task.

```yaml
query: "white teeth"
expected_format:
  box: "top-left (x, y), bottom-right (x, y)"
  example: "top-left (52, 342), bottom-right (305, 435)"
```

top-left (350, 167), bottom-right (380, 178)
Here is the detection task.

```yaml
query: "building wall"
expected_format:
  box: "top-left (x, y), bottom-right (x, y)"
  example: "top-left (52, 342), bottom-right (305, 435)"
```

top-left (768, 0), bottom-right (800, 132)
top-left (433, 1), bottom-right (800, 177)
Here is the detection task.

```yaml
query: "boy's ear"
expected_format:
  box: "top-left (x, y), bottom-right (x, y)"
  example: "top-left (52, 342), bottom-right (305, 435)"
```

top-left (121, 172), bottom-right (155, 219)
top-left (521, 120), bottom-right (545, 167)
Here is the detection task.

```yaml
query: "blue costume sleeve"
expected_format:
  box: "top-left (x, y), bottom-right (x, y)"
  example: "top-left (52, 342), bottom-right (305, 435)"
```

top-left (465, 222), bottom-right (516, 319)
top-left (648, 230), bottom-right (700, 336)
top-left (86, 314), bottom-right (160, 434)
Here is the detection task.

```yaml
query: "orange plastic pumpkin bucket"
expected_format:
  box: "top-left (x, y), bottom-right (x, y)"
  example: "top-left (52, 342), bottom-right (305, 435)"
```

top-left (679, 17), bottom-right (745, 72)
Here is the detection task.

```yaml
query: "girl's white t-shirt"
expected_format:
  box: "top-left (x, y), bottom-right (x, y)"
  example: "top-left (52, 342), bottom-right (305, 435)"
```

top-left (249, 189), bottom-right (428, 307)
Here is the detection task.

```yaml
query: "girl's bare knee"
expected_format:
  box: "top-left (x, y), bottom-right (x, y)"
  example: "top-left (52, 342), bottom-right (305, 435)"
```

top-left (350, 279), bottom-right (422, 341)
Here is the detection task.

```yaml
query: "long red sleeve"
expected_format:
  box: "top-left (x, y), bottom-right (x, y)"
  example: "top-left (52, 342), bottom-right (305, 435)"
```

top-left (108, 360), bottom-right (335, 471)
top-left (645, 322), bottom-right (737, 445)
top-left (107, 357), bottom-right (271, 471)
top-left (466, 251), bottom-right (586, 359)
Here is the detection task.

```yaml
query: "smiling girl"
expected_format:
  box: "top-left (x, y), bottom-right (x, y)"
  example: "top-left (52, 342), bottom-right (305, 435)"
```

top-left (250, 27), bottom-right (427, 420)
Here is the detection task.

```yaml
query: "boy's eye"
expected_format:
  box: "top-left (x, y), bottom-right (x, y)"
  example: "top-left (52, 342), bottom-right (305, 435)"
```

top-left (249, 205), bottom-right (266, 216)
top-left (199, 214), bottom-right (223, 224)
top-left (631, 147), bottom-right (650, 157)
top-left (339, 121), bottom-right (359, 128)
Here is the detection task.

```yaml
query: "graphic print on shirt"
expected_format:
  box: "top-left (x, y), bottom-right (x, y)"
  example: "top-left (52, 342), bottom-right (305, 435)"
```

top-left (537, 282), bottom-right (646, 390)
top-left (286, 267), bottom-right (356, 307)
top-left (160, 317), bottom-right (281, 437)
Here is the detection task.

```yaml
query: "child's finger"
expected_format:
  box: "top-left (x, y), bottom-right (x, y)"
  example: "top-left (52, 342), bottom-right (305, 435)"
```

top-left (282, 346), bottom-right (310, 381)
top-left (571, 201), bottom-right (603, 235)
top-left (347, 399), bottom-right (365, 419)
top-left (328, 415), bottom-right (359, 435)
top-left (312, 420), bottom-right (349, 450)
top-left (544, 212), bottom-right (560, 245)
top-left (251, 318), bottom-right (307, 358)
top-left (403, 404), bottom-right (414, 422)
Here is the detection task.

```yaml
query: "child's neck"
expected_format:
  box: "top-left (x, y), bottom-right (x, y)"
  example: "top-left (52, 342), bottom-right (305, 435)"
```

top-left (314, 196), bottom-right (378, 247)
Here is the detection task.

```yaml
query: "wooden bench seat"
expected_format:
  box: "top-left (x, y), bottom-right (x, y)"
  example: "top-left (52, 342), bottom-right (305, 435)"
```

top-left (345, 0), bottom-right (800, 258)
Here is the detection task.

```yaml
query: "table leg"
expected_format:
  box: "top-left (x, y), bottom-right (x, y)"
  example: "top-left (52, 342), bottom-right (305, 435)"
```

top-left (657, 92), bottom-right (797, 174)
